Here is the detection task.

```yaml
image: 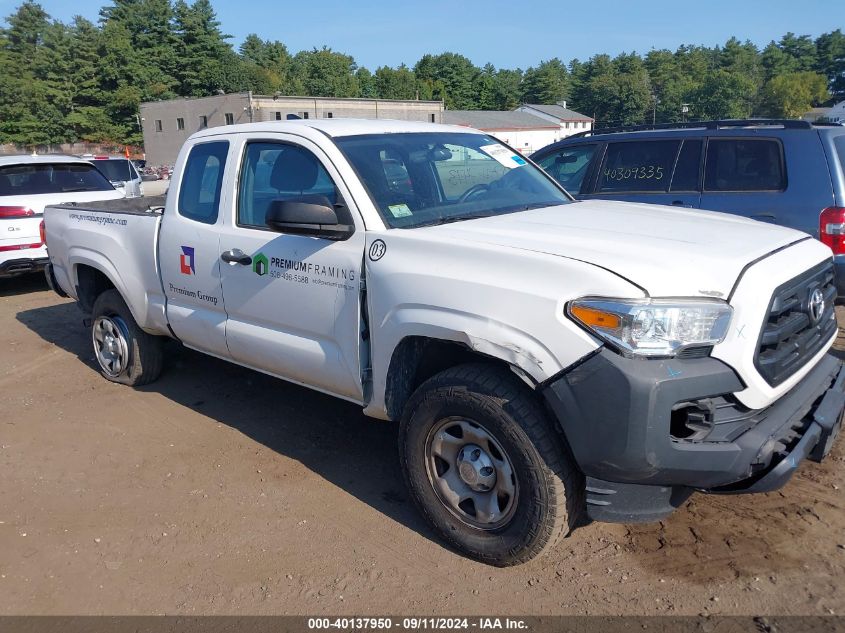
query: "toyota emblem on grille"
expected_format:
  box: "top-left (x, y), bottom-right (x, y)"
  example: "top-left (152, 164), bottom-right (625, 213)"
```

top-left (807, 288), bottom-right (825, 325)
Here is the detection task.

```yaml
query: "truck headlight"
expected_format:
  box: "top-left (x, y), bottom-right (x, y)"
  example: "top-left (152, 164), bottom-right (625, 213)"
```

top-left (567, 298), bottom-right (733, 358)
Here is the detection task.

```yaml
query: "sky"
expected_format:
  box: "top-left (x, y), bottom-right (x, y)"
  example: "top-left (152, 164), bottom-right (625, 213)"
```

top-left (1, 0), bottom-right (841, 70)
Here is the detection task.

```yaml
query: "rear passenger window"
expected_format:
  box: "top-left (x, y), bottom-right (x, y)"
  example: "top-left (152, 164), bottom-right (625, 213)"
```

top-left (670, 140), bottom-right (702, 192)
top-left (178, 141), bottom-right (228, 224)
top-left (535, 144), bottom-right (596, 194)
top-left (704, 139), bottom-right (785, 192)
top-left (597, 141), bottom-right (679, 193)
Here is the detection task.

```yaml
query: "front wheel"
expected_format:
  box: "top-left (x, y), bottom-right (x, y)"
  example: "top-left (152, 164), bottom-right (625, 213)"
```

top-left (399, 364), bottom-right (585, 566)
top-left (91, 289), bottom-right (163, 386)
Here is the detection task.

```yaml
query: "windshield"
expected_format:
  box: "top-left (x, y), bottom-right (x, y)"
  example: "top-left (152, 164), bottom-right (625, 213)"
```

top-left (91, 159), bottom-right (137, 183)
top-left (334, 132), bottom-right (571, 228)
top-left (0, 163), bottom-right (115, 195)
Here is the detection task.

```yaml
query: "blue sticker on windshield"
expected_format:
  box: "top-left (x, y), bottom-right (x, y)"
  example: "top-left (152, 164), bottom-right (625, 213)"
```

top-left (511, 155), bottom-right (527, 166)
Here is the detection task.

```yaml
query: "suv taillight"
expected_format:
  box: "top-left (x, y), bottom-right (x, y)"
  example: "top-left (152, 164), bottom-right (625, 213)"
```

top-left (39, 220), bottom-right (46, 246)
top-left (820, 207), bottom-right (845, 255)
top-left (0, 206), bottom-right (35, 218)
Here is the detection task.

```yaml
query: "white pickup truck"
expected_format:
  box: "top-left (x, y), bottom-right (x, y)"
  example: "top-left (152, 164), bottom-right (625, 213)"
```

top-left (44, 119), bottom-right (844, 566)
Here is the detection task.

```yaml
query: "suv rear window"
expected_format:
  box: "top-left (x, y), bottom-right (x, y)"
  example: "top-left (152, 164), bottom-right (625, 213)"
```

top-left (597, 141), bottom-right (679, 193)
top-left (704, 139), bottom-right (785, 192)
top-left (0, 162), bottom-right (115, 196)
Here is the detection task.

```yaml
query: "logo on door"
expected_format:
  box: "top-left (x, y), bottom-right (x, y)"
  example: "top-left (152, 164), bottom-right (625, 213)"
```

top-left (180, 246), bottom-right (195, 275)
top-left (252, 252), bottom-right (269, 276)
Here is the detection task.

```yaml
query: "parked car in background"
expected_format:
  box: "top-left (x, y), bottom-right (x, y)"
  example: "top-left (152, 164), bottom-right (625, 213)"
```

top-left (532, 119), bottom-right (845, 295)
top-left (0, 155), bottom-right (124, 278)
top-left (87, 156), bottom-right (144, 198)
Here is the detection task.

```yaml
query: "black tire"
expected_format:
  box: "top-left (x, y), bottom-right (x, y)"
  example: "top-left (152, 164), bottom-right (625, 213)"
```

top-left (399, 363), bottom-right (585, 566)
top-left (90, 289), bottom-right (163, 386)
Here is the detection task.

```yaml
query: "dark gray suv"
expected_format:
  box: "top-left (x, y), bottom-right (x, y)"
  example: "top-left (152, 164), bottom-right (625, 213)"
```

top-left (532, 120), bottom-right (845, 295)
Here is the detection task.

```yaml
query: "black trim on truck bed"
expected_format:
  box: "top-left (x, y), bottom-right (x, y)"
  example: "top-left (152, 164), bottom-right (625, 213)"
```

top-left (50, 195), bottom-right (166, 216)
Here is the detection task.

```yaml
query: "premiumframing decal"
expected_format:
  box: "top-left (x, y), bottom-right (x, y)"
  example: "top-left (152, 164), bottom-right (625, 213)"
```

top-left (252, 251), bottom-right (356, 291)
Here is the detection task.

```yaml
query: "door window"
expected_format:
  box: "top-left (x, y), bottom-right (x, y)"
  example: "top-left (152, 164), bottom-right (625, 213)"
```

top-left (238, 142), bottom-right (338, 229)
top-left (704, 139), bottom-right (785, 192)
top-left (597, 141), bottom-right (679, 193)
top-left (669, 140), bottom-right (703, 192)
top-left (535, 144), bottom-right (596, 194)
top-left (178, 141), bottom-right (229, 224)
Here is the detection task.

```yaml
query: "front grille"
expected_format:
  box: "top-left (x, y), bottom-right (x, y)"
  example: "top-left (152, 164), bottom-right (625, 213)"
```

top-left (755, 261), bottom-right (837, 387)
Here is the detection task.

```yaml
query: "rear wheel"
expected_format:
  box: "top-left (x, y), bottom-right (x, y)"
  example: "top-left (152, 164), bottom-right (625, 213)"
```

top-left (91, 289), bottom-right (163, 386)
top-left (399, 363), bottom-right (585, 566)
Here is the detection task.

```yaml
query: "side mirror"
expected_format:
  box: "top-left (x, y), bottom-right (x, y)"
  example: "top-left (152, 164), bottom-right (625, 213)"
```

top-left (266, 196), bottom-right (354, 240)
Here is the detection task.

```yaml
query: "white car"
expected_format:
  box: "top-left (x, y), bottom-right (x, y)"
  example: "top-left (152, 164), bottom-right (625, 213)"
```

top-left (43, 120), bottom-right (844, 566)
top-left (87, 156), bottom-right (144, 198)
top-left (0, 155), bottom-right (125, 278)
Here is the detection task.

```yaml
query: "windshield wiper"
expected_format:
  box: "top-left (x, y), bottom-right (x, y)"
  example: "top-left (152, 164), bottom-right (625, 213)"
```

top-left (414, 213), bottom-right (493, 228)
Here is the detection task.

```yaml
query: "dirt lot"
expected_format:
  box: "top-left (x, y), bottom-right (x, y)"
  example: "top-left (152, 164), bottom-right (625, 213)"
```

top-left (1, 274), bottom-right (845, 616)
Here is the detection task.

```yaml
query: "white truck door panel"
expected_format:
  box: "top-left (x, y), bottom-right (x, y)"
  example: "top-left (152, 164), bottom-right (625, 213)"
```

top-left (159, 140), bottom-right (231, 358)
top-left (219, 135), bottom-right (365, 401)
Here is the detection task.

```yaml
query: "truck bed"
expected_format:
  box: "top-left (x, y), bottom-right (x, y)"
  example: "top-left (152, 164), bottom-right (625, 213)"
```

top-left (44, 198), bottom-right (170, 336)
top-left (51, 195), bottom-right (166, 215)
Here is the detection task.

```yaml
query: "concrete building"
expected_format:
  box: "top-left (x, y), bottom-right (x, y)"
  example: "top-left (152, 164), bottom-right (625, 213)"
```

top-left (515, 101), bottom-right (593, 137)
top-left (140, 92), bottom-right (444, 165)
top-left (442, 110), bottom-right (563, 155)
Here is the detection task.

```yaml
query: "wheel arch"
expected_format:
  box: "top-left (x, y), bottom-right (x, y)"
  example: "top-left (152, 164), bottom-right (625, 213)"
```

top-left (380, 335), bottom-right (538, 422)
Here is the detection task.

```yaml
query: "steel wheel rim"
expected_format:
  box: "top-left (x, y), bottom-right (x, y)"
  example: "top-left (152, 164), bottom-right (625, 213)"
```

top-left (92, 315), bottom-right (130, 377)
top-left (424, 417), bottom-right (519, 530)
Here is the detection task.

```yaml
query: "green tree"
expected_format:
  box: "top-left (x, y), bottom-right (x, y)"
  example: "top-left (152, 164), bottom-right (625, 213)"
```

top-left (355, 67), bottom-right (377, 98)
top-left (374, 64), bottom-right (417, 100)
top-left (815, 29), bottom-right (845, 100)
top-left (291, 47), bottom-right (358, 97)
top-left (414, 52), bottom-right (478, 109)
top-left (521, 58), bottom-right (569, 104)
top-left (492, 68), bottom-right (523, 109)
top-left (693, 70), bottom-right (757, 120)
top-left (760, 71), bottom-right (829, 117)
top-left (172, 0), bottom-right (233, 96)
top-left (99, 0), bottom-right (179, 98)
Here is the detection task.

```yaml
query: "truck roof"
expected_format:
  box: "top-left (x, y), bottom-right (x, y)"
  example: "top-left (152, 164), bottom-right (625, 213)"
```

top-left (189, 118), bottom-right (483, 141)
top-left (0, 154), bottom-right (94, 167)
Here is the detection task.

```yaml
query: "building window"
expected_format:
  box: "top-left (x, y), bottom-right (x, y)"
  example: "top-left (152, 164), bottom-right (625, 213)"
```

top-left (225, 112), bottom-right (234, 125)
top-left (430, 114), bottom-right (436, 123)
top-left (199, 115), bottom-right (208, 129)
top-left (176, 118), bottom-right (185, 131)
top-left (302, 112), bottom-right (309, 119)
top-left (155, 120), bottom-right (163, 132)
top-left (326, 112), bottom-right (333, 118)
top-left (275, 112), bottom-right (282, 120)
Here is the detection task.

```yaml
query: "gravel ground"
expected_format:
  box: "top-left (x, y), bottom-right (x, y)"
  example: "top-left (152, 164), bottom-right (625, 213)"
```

top-left (1, 274), bottom-right (844, 615)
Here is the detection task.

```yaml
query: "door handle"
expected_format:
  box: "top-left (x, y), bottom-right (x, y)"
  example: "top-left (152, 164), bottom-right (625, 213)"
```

top-left (221, 249), bottom-right (252, 266)
top-left (671, 200), bottom-right (694, 208)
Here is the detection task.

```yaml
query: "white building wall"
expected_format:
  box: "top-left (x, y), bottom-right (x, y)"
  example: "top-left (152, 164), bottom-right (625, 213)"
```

top-left (484, 129), bottom-right (562, 155)
top-left (827, 100), bottom-right (845, 124)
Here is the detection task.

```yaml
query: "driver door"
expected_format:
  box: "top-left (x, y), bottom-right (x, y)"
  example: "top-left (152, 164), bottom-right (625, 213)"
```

top-left (218, 134), bottom-right (366, 402)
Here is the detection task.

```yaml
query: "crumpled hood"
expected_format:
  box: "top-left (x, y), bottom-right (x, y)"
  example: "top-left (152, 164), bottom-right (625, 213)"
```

top-left (419, 199), bottom-right (812, 298)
